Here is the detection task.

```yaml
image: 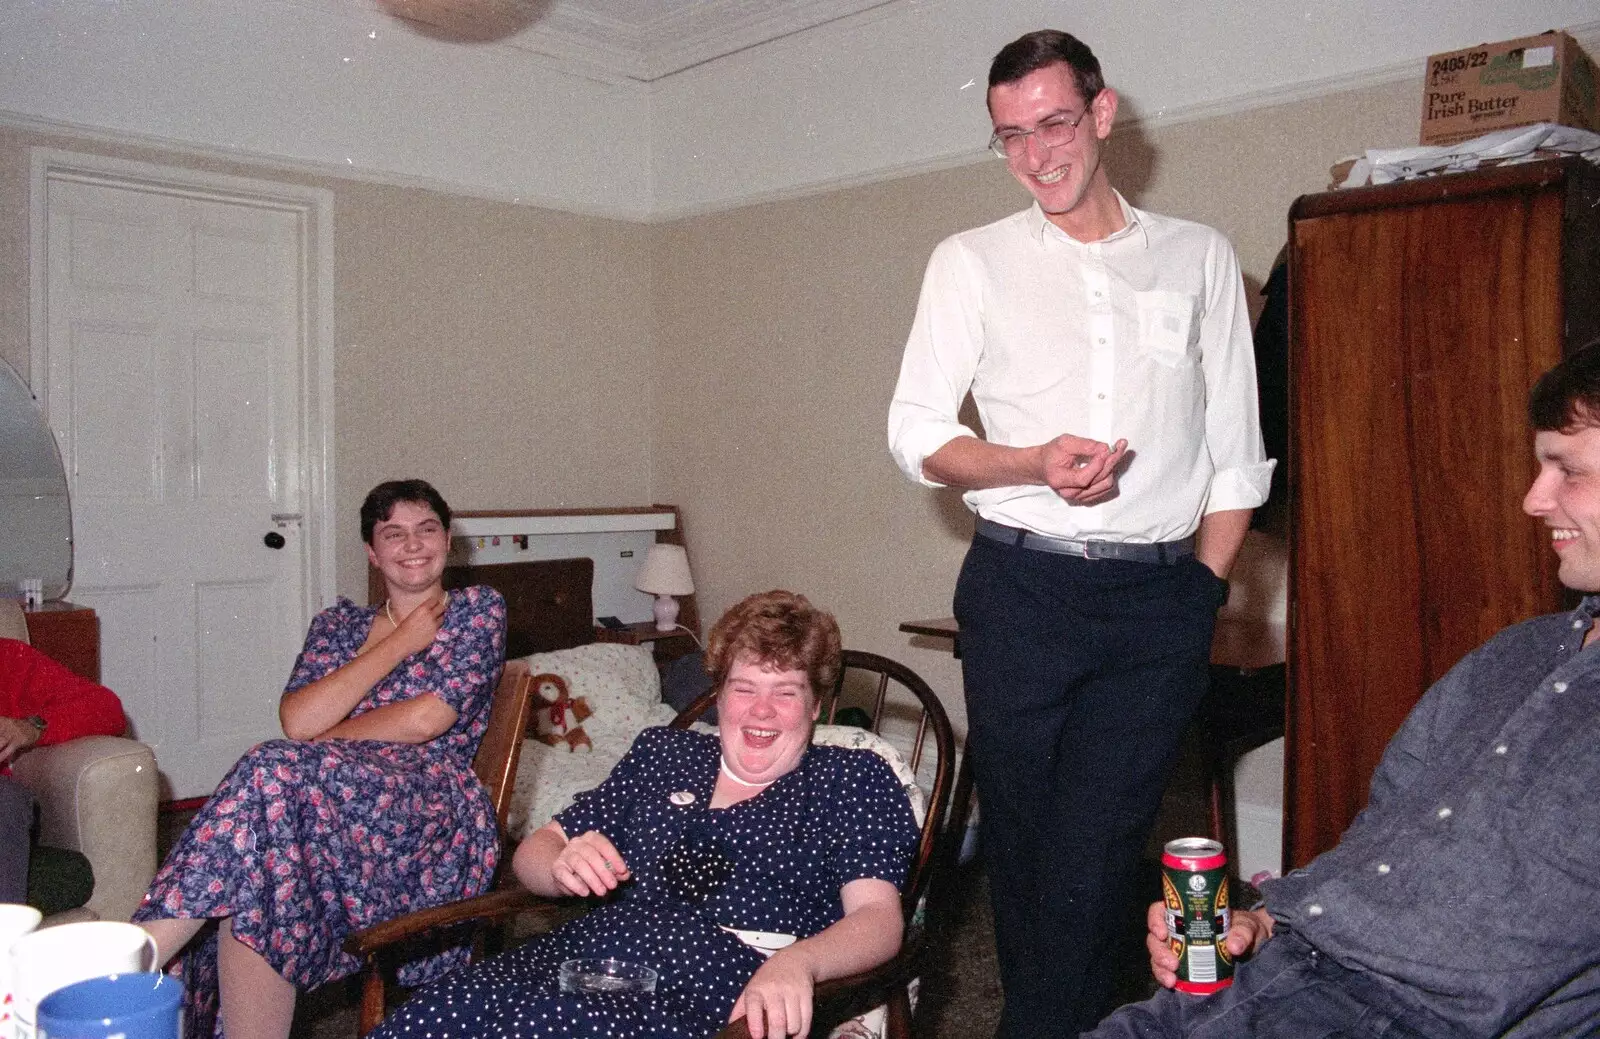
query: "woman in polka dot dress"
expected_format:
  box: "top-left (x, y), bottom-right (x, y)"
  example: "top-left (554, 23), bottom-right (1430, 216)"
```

top-left (373, 590), bottom-right (920, 1039)
top-left (135, 481), bottom-right (507, 1039)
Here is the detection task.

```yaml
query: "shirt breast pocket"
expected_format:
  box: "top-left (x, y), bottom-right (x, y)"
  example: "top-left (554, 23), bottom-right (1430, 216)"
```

top-left (1135, 290), bottom-right (1198, 368)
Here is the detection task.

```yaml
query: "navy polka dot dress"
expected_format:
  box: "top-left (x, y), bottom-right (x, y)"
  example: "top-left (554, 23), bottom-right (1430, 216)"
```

top-left (372, 726), bottom-right (920, 1038)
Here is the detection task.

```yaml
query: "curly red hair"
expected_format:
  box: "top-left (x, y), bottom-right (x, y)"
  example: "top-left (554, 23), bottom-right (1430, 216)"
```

top-left (704, 590), bottom-right (842, 697)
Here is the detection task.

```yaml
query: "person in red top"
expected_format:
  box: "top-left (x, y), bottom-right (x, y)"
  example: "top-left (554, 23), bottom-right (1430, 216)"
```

top-left (1, 637), bottom-right (128, 908)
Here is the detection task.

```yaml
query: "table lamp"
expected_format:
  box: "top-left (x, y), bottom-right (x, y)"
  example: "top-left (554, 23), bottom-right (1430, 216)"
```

top-left (634, 544), bottom-right (694, 632)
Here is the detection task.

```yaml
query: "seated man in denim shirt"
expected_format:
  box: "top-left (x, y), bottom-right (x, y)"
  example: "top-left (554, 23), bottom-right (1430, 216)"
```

top-left (1086, 345), bottom-right (1600, 1038)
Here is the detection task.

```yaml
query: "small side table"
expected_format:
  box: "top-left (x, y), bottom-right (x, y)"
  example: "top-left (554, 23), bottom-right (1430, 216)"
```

top-left (24, 601), bottom-right (101, 682)
top-left (593, 621), bottom-right (699, 667)
top-left (899, 616), bottom-right (961, 647)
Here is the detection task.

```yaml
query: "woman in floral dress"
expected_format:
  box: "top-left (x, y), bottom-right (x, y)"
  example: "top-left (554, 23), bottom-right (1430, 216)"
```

top-left (135, 480), bottom-right (507, 1039)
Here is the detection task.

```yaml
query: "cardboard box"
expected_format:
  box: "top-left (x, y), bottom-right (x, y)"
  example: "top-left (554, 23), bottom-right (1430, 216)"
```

top-left (1419, 31), bottom-right (1598, 146)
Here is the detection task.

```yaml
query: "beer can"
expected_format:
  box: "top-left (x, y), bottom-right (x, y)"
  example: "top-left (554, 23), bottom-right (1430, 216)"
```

top-left (1160, 837), bottom-right (1233, 994)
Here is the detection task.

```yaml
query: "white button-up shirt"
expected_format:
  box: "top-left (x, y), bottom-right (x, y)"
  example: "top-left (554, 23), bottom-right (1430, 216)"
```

top-left (888, 197), bottom-right (1274, 543)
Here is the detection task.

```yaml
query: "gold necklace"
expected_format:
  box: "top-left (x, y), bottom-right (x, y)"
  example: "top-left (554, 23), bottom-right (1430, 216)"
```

top-left (385, 599), bottom-right (397, 627)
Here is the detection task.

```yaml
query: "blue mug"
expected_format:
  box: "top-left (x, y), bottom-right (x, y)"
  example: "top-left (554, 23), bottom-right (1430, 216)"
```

top-left (36, 972), bottom-right (181, 1039)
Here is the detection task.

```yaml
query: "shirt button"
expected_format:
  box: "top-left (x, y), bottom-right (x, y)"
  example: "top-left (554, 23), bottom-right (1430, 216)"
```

top-left (1437, 806), bottom-right (1453, 819)
top-left (1575, 619), bottom-right (1585, 629)
top-left (1098, 337), bottom-right (1107, 345)
top-left (1307, 904), bottom-right (1323, 917)
top-left (1097, 393), bottom-right (1106, 400)
top-left (1494, 744), bottom-right (1508, 755)
top-left (1377, 863), bottom-right (1390, 874)
top-left (1553, 681), bottom-right (1568, 693)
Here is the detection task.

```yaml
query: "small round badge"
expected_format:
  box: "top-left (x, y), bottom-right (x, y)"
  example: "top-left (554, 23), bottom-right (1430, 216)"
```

top-left (669, 791), bottom-right (695, 806)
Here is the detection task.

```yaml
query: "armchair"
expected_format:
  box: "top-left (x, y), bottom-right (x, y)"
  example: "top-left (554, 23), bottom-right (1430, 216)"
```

top-left (1, 599), bottom-right (158, 923)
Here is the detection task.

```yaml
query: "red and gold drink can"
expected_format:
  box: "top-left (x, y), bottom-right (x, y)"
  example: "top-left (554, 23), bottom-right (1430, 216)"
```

top-left (1160, 837), bottom-right (1233, 994)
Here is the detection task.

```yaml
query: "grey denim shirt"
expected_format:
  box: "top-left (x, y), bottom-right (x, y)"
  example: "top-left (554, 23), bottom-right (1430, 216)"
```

top-left (1265, 599), bottom-right (1600, 1037)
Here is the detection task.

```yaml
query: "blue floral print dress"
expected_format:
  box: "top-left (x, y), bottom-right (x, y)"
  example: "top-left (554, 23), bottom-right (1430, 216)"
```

top-left (133, 586), bottom-right (507, 1038)
top-left (370, 726), bottom-right (920, 1039)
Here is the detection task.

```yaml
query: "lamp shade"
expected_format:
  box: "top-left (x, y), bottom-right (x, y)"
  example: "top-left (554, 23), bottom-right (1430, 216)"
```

top-left (634, 544), bottom-right (694, 597)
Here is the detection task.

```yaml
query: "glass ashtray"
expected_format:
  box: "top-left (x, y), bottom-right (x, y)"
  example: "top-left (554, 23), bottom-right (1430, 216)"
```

top-left (558, 958), bottom-right (659, 995)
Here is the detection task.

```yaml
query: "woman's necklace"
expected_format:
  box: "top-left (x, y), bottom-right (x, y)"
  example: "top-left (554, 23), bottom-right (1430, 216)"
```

top-left (384, 599), bottom-right (398, 627)
top-left (720, 756), bottom-right (774, 790)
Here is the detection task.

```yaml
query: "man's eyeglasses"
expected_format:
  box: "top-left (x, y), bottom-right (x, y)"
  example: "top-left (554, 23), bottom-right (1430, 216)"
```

top-left (988, 102), bottom-right (1095, 161)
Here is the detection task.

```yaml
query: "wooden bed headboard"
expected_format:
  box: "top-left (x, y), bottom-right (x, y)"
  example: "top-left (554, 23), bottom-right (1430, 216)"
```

top-left (364, 556), bottom-right (594, 660)
top-left (448, 560), bottom-right (598, 656)
top-left (444, 557), bottom-right (595, 659)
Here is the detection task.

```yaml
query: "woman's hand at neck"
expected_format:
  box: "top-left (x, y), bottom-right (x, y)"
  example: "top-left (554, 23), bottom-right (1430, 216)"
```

top-left (280, 589), bottom-right (448, 741)
top-left (382, 588), bottom-right (448, 658)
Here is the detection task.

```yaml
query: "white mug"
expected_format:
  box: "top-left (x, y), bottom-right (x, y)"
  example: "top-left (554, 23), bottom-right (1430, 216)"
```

top-left (0, 904), bottom-right (43, 1039)
top-left (8, 921), bottom-right (158, 1039)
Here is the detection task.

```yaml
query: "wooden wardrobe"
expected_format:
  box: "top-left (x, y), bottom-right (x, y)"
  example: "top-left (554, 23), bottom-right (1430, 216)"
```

top-left (1285, 157), bottom-right (1600, 868)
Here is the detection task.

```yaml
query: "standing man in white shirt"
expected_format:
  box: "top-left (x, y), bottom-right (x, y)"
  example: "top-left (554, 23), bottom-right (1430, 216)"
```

top-left (887, 30), bottom-right (1273, 1037)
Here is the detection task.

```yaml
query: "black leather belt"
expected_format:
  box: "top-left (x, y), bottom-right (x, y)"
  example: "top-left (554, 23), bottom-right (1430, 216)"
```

top-left (975, 517), bottom-right (1195, 565)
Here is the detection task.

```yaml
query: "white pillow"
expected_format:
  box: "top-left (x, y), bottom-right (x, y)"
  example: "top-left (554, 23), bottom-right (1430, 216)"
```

top-left (508, 642), bottom-right (676, 838)
top-left (810, 724), bottom-right (926, 825)
top-left (519, 642), bottom-right (662, 745)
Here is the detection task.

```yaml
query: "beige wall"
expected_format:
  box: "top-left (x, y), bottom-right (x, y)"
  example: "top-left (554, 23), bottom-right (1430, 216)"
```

top-left (652, 76), bottom-right (1423, 734)
top-left (0, 126), bottom-right (655, 601)
top-left (0, 71), bottom-right (1472, 735)
top-left (329, 182), bottom-right (654, 596)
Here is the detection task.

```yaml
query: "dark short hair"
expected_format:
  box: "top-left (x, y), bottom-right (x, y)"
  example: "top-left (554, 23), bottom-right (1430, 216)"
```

top-left (704, 590), bottom-right (842, 699)
top-left (1529, 341), bottom-right (1600, 432)
top-left (360, 480), bottom-right (452, 544)
top-left (989, 29), bottom-right (1105, 104)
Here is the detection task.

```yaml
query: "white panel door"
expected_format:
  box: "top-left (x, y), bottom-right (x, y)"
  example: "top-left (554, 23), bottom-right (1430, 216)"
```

top-left (44, 177), bottom-right (308, 799)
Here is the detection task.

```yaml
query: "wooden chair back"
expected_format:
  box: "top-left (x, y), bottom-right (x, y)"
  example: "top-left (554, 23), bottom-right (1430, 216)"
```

top-left (349, 659), bottom-right (535, 1032)
top-left (473, 659), bottom-right (535, 833)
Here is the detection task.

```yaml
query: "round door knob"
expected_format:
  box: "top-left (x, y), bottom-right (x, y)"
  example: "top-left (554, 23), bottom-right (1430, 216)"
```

top-left (263, 531), bottom-right (286, 550)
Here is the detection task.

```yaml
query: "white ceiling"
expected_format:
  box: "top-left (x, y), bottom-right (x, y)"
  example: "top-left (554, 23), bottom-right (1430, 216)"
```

top-left (7, 1), bottom-right (1597, 221)
top-left (362, 0), bottom-right (901, 82)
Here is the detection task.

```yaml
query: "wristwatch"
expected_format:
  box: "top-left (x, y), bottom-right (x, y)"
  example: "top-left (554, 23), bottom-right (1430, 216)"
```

top-left (25, 714), bottom-right (46, 738)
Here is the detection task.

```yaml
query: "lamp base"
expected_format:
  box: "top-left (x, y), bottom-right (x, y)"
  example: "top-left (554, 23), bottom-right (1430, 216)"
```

top-left (652, 594), bottom-right (681, 632)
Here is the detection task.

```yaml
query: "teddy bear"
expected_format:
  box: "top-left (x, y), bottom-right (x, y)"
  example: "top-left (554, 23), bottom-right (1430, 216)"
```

top-left (529, 672), bottom-right (593, 752)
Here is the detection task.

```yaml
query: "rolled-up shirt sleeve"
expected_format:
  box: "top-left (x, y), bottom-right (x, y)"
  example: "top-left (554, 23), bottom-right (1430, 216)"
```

top-left (1199, 236), bottom-right (1276, 514)
top-left (888, 236), bottom-right (983, 488)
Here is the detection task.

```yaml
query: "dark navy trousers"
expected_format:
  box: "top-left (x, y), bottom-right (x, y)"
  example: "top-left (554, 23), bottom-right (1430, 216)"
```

top-left (0, 775), bottom-right (33, 903)
top-left (954, 534), bottom-right (1228, 1038)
